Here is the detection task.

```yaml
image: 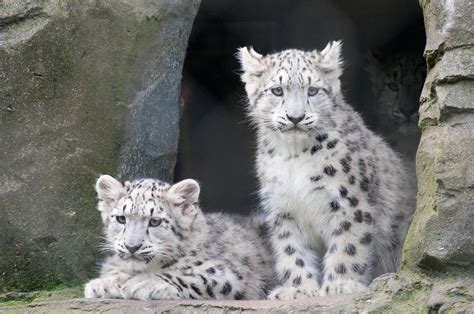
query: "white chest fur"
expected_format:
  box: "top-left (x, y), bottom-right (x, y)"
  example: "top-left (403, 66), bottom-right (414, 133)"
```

top-left (257, 146), bottom-right (344, 251)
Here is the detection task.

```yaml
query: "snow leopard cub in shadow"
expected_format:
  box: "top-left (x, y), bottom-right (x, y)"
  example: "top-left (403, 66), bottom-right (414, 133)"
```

top-left (237, 41), bottom-right (415, 299)
top-left (367, 33), bottom-right (426, 173)
top-left (84, 175), bottom-right (274, 300)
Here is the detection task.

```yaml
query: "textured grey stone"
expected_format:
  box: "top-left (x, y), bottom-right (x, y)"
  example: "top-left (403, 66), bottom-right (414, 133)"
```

top-left (0, 0), bottom-right (199, 290)
top-left (403, 0), bottom-right (474, 272)
top-left (421, 0), bottom-right (474, 53)
top-left (413, 122), bottom-right (474, 268)
top-left (1, 273), bottom-right (473, 313)
top-left (436, 81), bottom-right (474, 111)
top-left (117, 0), bottom-right (199, 181)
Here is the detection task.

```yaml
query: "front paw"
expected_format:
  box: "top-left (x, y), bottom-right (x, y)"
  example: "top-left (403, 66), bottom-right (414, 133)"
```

top-left (121, 277), bottom-right (179, 300)
top-left (268, 285), bottom-right (319, 300)
top-left (84, 278), bottom-right (122, 299)
top-left (320, 278), bottom-right (367, 296)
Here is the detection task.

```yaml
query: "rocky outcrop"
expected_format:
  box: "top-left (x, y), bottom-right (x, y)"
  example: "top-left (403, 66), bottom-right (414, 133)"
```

top-left (1, 0), bottom-right (472, 304)
top-left (402, 0), bottom-right (474, 272)
top-left (0, 0), bottom-right (199, 291)
top-left (1, 273), bottom-right (473, 313)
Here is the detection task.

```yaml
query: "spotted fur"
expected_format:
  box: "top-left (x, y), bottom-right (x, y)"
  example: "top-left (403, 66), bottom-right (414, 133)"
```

top-left (237, 41), bottom-right (416, 299)
top-left (84, 175), bottom-right (274, 300)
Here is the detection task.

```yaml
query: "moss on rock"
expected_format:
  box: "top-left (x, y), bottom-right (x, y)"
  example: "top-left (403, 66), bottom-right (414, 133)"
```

top-left (402, 0), bottom-right (474, 275)
top-left (1, 272), bottom-right (472, 312)
top-left (0, 0), bottom-right (199, 291)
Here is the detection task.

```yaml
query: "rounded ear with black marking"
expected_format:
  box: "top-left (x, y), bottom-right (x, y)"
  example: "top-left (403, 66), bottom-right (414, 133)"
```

top-left (95, 175), bottom-right (124, 223)
top-left (366, 51), bottom-right (385, 88)
top-left (313, 40), bottom-right (343, 79)
top-left (237, 47), bottom-right (265, 79)
top-left (169, 179), bottom-right (200, 211)
top-left (168, 179), bottom-right (201, 229)
top-left (236, 47), bottom-right (267, 97)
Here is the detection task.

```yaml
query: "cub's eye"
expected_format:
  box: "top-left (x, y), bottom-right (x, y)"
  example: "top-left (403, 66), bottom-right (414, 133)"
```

top-left (149, 218), bottom-right (162, 227)
top-left (388, 82), bottom-right (399, 91)
top-left (116, 216), bottom-right (126, 224)
top-left (308, 87), bottom-right (320, 97)
top-left (271, 87), bottom-right (284, 96)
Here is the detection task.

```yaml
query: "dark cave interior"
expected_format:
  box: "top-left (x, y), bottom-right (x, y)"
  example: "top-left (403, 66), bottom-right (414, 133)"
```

top-left (176, 0), bottom-right (426, 214)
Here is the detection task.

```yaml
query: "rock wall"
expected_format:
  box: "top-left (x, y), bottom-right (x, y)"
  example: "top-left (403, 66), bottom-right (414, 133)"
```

top-left (402, 0), bottom-right (474, 273)
top-left (1, 0), bottom-right (472, 296)
top-left (0, 0), bottom-right (200, 291)
top-left (2, 273), bottom-right (473, 312)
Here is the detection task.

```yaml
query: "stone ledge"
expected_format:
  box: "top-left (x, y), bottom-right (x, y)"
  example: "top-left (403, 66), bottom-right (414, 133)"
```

top-left (1, 273), bottom-right (473, 313)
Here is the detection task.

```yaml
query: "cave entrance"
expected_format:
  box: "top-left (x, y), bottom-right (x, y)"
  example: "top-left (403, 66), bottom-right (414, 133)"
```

top-left (176, 0), bottom-right (426, 214)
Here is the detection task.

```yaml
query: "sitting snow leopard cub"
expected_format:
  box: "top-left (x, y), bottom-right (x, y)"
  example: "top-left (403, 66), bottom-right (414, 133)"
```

top-left (237, 41), bottom-right (415, 299)
top-left (84, 175), bottom-right (274, 300)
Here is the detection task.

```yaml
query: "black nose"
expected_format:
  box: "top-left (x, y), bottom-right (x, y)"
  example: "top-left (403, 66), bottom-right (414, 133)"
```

top-left (125, 244), bottom-right (142, 254)
top-left (286, 114), bottom-right (305, 125)
top-left (400, 106), bottom-right (417, 118)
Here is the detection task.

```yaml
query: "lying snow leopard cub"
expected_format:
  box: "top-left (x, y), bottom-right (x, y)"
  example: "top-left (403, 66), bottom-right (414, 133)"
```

top-left (237, 41), bottom-right (415, 299)
top-left (84, 175), bottom-right (274, 300)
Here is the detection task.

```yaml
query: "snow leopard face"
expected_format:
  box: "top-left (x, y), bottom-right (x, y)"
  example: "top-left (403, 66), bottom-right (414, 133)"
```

top-left (95, 175), bottom-right (200, 264)
top-left (237, 41), bottom-right (344, 139)
top-left (368, 50), bottom-right (426, 124)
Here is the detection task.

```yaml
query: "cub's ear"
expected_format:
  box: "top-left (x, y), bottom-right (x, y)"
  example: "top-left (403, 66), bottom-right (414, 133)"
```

top-left (236, 46), bottom-right (266, 81)
top-left (366, 51), bottom-right (384, 86)
top-left (237, 47), bottom-right (267, 98)
top-left (169, 179), bottom-right (200, 209)
top-left (367, 49), bottom-right (385, 64)
top-left (96, 175), bottom-right (124, 203)
top-left (313, 40), bottom-right (343, 79)
top-left (168, 179), bottom-right (201, 229)
top-left (95, 175), bottom-right (124, 223)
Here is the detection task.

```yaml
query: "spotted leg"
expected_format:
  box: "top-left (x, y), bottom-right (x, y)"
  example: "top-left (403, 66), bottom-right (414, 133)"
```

top-left (320, 208), bottom-right (374, 296)
top-left (267, 211), bottom-right (320, 300)
top-left (120, 260), bottom-right (249, 300)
